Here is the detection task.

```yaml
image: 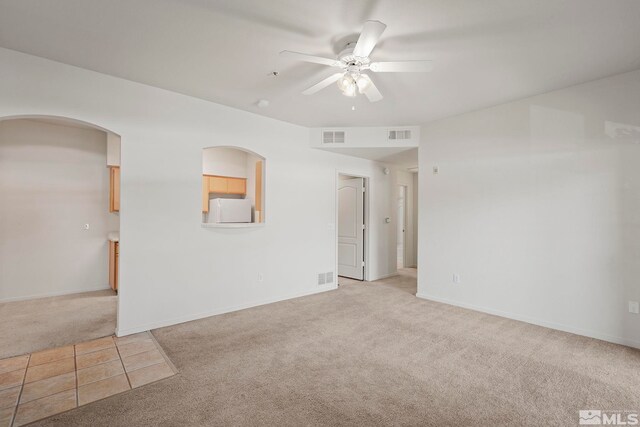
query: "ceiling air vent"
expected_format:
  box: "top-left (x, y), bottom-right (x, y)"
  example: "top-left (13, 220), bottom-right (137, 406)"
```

top-left (322, 130), bottom-right (345, 144)
top-left (388, 130), bottom-right (412, 140)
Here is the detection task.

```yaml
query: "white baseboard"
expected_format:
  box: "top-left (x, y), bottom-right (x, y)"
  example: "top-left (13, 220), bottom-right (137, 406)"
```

top-left (416, 292), bottom-right (640, 350)
top-left (116, 285), bottom-right (338, 337)
top-left (0, 286), bottom-right (111, 303)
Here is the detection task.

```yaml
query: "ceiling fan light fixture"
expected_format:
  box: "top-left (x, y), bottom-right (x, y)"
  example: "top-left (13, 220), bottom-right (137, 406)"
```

top-left (356, 74), bottom-right (372, 94)
top-left (283, 20), bottom-right (433, 103)
top-left (337, 73), bottom-right (357, 97)
top-left (343, 83), bottom-right (357, 97)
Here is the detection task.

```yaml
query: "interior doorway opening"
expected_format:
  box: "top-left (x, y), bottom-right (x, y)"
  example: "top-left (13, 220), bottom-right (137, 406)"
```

top-left (397, 185), bottom-right (407, 269)
top-left (336, 173), bottom-right (369, 281)
top-left (0, 115), bottom-right (120, 357)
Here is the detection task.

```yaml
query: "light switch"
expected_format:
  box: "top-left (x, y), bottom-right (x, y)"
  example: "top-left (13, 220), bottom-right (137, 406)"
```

top-left (629, 301), bottom-right (639, 314)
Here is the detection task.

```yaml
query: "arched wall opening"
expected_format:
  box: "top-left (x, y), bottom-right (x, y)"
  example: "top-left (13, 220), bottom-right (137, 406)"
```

top-left (201, 146), bottom-right (266, 227)
top-left (0, 114), bottom-right (122, 356)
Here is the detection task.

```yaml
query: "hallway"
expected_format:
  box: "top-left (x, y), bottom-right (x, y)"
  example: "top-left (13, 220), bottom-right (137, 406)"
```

top-left (339, 268), bottom-right (417, 295)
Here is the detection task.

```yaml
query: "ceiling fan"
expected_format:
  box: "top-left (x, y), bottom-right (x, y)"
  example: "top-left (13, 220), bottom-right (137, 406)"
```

top-left (280, 20), bottom-right (434, 102)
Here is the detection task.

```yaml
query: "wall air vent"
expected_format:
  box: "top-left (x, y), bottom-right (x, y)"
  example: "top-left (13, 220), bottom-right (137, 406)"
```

top-left (318, 273), bottom-right (326, 285)
top-left (322, 130), bottom-right (346, 144)
top-left (388, 130), bottom-right (412, 140)
top-left (325, 272), bottom-right (334, 284)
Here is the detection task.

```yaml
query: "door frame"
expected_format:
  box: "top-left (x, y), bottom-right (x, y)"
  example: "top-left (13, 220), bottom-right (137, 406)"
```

top-left (335, 170), bottom-right (370, 282)
top-left (397, 184), bottom-right (408, 269)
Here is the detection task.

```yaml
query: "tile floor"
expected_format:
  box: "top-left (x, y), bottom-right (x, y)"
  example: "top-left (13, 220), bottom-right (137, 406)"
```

top-left (0, 332), bottom-right (176, 427)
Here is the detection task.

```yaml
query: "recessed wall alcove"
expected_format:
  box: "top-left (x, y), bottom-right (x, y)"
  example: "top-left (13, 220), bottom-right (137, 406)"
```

top-left (201, 146), bottom-right (265, 228)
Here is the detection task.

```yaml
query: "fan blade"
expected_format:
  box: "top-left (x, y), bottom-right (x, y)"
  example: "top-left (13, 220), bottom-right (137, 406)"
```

top-left (280, 50), bottom-right (341, 67)
top-left (353, 20), bottom-right (387, 58)
top-left (303, 73), bottom-right (344, 95)
top-left (369, 60), bottom-right (434, 73)
top-left (357, 75), bottom-right (383, 102)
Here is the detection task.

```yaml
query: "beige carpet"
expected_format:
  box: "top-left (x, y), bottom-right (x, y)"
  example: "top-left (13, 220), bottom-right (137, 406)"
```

top-left (0, 290), bottom-right (117, 358)
top-left (34, 270), bottom-right (640, 426)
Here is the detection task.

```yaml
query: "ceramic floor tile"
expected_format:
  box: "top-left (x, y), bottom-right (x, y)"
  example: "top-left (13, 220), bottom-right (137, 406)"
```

top-left (77, 374), bottom-right (130, 406)
top-left (77, 359), bottom-right (124, 386)
top-left (0, 370), bottom-right (25, 392)
top-left (0, 386), bottom-right (21, 409)
top-left (75, 336), bottom-right (115, 355)
top-left (122, 349), bottom-right (165, 373)
top-left (116, 340), bottom-right (156, 358)
top-left (114, 332), bottom-right (152, 346)
top-left (20, 372), bottom-right (76, 404)
top-left (0, 356), bottom-right (29, 375)
top-left (75, 347), bottom-right (119, 370)
top-left (24, 358), bottom-right (74, 384)
top-left (29, 346), bottom-right (74, 367)
top-left (127, 362), bottom-right (174, 388)
top-left (13, 389), bottom-right (76, 427)
top-left (0, 406), bottom-right (15, 427)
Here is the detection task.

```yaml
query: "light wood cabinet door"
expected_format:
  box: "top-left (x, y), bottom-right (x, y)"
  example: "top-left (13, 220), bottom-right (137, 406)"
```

top-left (209, 176), bottom-right (228, 193)
top-left (109, 167), bottom-right (120, 212)
top-left (227, 177), bottom-right (246, 194)
top-left (109, 241), bottom-right (119, 291)
top-left (255, 161), bottom-right (263, 222)
top-left (202, 176), bottom-right (210, 212)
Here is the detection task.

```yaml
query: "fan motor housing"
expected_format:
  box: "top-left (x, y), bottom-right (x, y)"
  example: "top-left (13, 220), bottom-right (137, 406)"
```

top-left (337, 42), bottom-right (370, 67)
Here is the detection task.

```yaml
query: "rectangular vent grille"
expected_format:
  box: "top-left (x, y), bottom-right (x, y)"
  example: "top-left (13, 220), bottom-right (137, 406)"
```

top-left (388, 130), bottom-right (412, 140)
top-left (322, 131), bottom-right (345, 144)
top-left (318, 271), bottom-right (334, 285)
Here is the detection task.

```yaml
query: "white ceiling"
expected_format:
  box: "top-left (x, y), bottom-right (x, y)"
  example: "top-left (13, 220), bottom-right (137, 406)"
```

top-left (1, 0), bottom-right (639, 127)
top-left (318, 146), bottom-right (418, 169)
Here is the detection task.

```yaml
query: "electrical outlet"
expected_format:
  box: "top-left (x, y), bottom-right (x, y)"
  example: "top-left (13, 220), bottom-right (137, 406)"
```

top-left (258, 273), bottom-right (264, 283)
top-left (629, 301), bottom-right (639, 314)
top-left (453, 273), bottom-right (460, 284)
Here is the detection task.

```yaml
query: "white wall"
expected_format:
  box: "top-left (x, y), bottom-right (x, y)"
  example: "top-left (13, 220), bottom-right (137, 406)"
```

top-left (202, 146), bottom-right (248, 177)
top-left (106, 132), bottom-right (120, 166)
top-left (0, 119), bottom-right (117, 301)
top-left (0, 48), bottom-right (397, 335)
top-left (418, 69), bottom-right (640, 348)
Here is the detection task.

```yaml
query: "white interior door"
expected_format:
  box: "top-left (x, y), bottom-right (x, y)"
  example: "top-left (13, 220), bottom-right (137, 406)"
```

top-left (338, 177), bottom-right (364, 280)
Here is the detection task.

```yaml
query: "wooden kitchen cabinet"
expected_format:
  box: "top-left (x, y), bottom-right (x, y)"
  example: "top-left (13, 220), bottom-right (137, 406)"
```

top-left (209, 176), bottom-right (228, 193)
top-left (109, 241), bottom-right (119, 291)
top-left (227, 177), bottom-right (246, 194)
top-left (202, 175), bottom-right (247, 212)
top-left (109, 166), bottom-right (120, 212)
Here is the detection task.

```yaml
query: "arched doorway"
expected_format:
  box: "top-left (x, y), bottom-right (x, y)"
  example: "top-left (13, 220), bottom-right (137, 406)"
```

top-left (0, 115), bottom-right (121, 357)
